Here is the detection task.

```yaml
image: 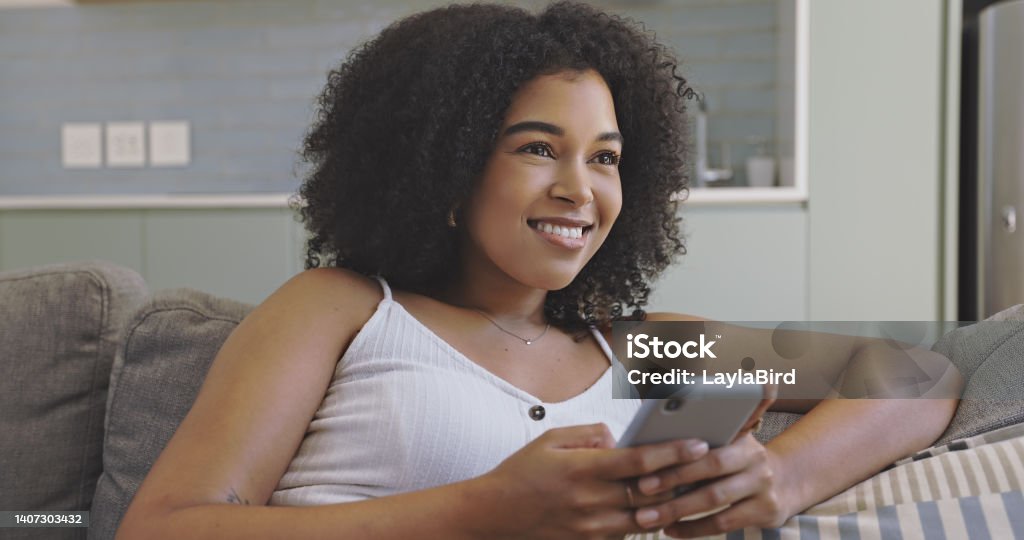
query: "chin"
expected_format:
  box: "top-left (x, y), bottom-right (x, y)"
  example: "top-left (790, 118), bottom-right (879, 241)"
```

top-left (521, 266), bottom-right (583, 292)
top-left (545, 277), bottom-right (578, 292)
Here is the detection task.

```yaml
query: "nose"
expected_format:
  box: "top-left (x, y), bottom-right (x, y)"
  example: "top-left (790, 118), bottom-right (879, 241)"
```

top-left (549, 160), bottom-right (594, 207)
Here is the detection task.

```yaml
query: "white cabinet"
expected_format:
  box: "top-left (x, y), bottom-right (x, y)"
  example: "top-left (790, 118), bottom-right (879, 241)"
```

top-left (0, 207), bottom-right (304, 305)
top-left (648, 203), bottom-right (807, 321)
top-left (805, 0), bottom-right (945, 321)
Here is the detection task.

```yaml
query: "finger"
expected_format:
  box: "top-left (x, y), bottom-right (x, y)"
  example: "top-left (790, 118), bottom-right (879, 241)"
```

top-left (564, 480), bottom-right (676, 512)
top-left (568, 509), bottom-right (645, 538)
top-left (738, 386), bottom-right (777, 435)
top-left (632, 468), bottom-right (764, 530)
top-left (739, 400), bottom-right (772, 435)
top-left (633, 486), bottom-right (677, 508)
top-left (576, 506), bottom-right (706, 538)
top-left (636, 435), bottom-right (760, 495)
top-left (622, 480), bottom-right (677, 508)
top-left (543, 423), bottom-right (616, 449)
top-left (661, 498), bottom-right (777, 538)
top-left (586, 439), bottom-right (710, 480)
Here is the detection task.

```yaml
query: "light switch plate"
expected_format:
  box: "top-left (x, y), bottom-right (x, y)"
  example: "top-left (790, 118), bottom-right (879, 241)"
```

top-left (61, 123), bottom-right (102, 168)
top-left (149, 120), bottom-right (190, 167)
top-left (106, 122), bottom-right (146, 167)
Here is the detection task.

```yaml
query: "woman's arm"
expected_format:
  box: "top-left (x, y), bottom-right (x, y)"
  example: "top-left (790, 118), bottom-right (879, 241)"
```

top-left (118, 421), bottom-right (711, 540)
top-left (644, 396), bottom-right (959, 538)
top-left (766, 395), bottom-right (959, 514)
top-left (119, 481), bottom-right (485, 540)
top-left (623, 314), bottom-right (963, 538)
top-left (763, 339), bottom-right (963, 515)
top-left (115, 267), bottom-right (382, 539)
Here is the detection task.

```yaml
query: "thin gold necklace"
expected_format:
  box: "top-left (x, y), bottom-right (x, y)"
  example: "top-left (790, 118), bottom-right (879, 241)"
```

top-left (473, 309), bottom-right (550, 345)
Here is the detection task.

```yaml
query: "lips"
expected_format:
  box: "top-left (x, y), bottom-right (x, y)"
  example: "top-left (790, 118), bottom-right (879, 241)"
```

top-left (527, 219), bottom-right (593, 249)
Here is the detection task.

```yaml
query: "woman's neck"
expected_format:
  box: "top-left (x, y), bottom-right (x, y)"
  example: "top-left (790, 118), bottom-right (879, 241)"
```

top-left (436, 272), bottom-right (548, 325)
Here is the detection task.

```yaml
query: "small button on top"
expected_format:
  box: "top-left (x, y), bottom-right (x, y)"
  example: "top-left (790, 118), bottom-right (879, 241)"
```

top-left (528, 405), bottom-right (546, 421)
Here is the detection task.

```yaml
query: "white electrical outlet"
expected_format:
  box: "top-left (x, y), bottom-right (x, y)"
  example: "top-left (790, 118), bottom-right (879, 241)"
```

top-left (106, 122), bottom-right (146, 167)
top-left (61, 123), bottom-right (102, 168)
top-left (149, 121), bottom-right (190, 167)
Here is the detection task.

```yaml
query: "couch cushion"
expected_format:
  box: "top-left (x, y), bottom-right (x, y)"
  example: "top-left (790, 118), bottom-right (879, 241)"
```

top-left (88, 289), bottom-right (253, 540)
top-left (933, 304), bottom-right (1024, 444)
top-left (0, 261), bottom-right (147, 540)
top-left (753, 411), bottom-right (802, 445)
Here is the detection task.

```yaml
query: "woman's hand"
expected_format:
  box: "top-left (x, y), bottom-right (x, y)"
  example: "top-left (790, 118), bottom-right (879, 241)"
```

top-left (470, 423), bottom-right (710, 540)
top-left (627, 385), bottom-right (795, 538)
top-left (631, 434), bottom-right (796, 538)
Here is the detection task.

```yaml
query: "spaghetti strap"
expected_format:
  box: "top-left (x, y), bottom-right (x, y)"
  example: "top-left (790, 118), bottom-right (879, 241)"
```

top-left (589, 327), bottom-right (616, 365)
top-left (590, 327), bottom-right (641, 399)
top-left (374, 276), bottom-right (393, 301)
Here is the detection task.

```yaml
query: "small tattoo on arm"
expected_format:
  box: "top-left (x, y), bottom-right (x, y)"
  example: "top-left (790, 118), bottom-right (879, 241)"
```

top-left (227, 487), bottom-right (251, 505)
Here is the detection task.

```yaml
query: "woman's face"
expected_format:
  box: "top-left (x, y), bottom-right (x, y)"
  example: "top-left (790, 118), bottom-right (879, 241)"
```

top-left (461, 69), bottom-right (623, 291)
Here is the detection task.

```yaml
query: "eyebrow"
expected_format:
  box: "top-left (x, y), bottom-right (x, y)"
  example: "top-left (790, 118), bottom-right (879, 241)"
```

top-left (502, 121), bottom-right (624, 145)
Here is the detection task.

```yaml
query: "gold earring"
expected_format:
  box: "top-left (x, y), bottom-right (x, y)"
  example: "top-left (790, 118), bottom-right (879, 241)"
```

top-left (447, 207), bottom-right (457, 228)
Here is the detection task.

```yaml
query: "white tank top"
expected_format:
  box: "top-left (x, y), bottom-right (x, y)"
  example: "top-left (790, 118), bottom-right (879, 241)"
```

top-left (269, 277), bottom-right (641, 505)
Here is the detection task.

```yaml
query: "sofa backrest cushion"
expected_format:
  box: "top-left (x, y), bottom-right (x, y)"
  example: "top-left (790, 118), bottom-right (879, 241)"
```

top-left (88, 288), bottom-right (253, 540)
top-left (0, 261), bottom-right (147, 540)
top-left (933, 304), bottom-right (1024, 444)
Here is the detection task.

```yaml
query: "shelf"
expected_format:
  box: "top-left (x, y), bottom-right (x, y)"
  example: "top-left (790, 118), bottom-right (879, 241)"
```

top-left (0, 193), bottom-right (295, 210)
top-left (679, 187), bottom-right (808, 206)
top-left (0, 188), bottom-right (810, 210)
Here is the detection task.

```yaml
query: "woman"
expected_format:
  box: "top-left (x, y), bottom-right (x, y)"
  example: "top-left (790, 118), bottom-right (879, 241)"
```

top-left (117, 3), bottom-right (960, 538)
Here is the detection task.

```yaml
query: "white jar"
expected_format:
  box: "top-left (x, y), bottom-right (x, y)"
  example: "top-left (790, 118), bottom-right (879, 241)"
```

top-left (746, 155), bottom-right (776, 187)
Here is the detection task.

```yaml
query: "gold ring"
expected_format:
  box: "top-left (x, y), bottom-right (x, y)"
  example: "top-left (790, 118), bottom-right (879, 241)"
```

top-left (625, 482), bottom-right (636, 508)
top-left (753, 417), bottom-right (764, 433)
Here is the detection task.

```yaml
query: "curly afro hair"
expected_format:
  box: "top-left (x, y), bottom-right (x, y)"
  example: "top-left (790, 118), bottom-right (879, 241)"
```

top-left (299, 1), bottom-right (693, 330)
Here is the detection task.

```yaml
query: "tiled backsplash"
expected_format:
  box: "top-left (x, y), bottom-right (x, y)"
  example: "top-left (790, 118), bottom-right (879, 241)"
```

top-left (0, 0), bottom-right (788, 196)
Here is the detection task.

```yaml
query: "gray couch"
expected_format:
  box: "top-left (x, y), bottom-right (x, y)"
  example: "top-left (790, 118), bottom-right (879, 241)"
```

top-left (1, 261), bottom-right (252, 540)
top-left (1, 260), bottom-right (1022, 540)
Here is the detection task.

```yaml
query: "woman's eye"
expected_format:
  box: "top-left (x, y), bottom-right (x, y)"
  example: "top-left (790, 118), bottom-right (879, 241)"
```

top-left (591, 152), bottom-right (621, 166)
top-left (521, 143), bottom-right (554, 158)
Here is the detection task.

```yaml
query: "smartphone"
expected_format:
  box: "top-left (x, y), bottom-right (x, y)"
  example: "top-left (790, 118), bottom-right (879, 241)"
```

top-left (616, 380), bottom-right (764, 497)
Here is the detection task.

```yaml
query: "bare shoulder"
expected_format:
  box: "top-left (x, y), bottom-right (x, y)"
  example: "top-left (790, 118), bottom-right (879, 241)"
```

top-left (643, 311), bottom-right (707, 322)
top-left (275, 266), bottom-right (382, 307)
top-left (261, 266), bottom-right (383, 329)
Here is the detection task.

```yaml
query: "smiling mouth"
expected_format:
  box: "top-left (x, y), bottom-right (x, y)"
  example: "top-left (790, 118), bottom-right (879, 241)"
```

top-left (527, 220), bottom-right (593, 238)
top-left (527, 220), bottom-right (593, 249)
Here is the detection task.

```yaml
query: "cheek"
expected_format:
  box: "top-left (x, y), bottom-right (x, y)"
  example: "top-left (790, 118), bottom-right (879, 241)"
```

top-left (601, 183), bottom-right (623, 228)
top-left (479, 189), bottom-right (527, 227)
top-left (464, 188), bottom-right (526, 244)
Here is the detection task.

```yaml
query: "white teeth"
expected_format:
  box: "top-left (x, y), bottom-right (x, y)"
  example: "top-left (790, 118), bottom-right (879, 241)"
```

top-left (533, 221), bottom-right (585, 239)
